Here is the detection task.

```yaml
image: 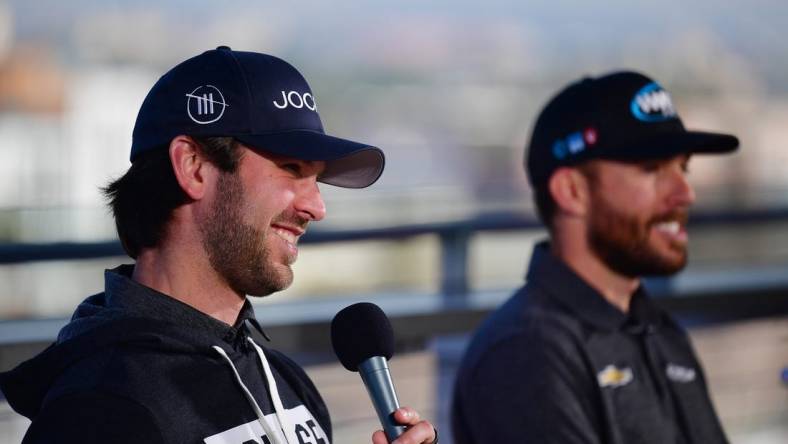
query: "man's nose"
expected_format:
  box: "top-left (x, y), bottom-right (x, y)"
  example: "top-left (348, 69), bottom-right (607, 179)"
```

top-left (295, 179), bottom-right (327, 222)
top-left (670, 170), bottom-right (696, 207)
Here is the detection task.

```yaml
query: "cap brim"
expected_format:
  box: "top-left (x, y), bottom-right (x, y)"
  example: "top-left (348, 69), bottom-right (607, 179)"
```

top-left (235, 130), bottom-right (384, 188)
top-left (601, 130), bottom-right (739, 161)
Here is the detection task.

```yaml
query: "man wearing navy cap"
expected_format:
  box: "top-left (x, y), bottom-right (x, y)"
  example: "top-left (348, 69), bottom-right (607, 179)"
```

top-left (0, 47), bottom-right (436, 444)
top-left (452, 71), bottom-right (736, 443)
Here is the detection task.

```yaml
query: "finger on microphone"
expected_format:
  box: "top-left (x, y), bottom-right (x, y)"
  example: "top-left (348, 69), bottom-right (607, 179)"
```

top-left (390, 420), bottom-right (437, 444)
top-left (393, 406), bottom-right (420, 425)
top-left (372, 430), bottom-right (388, 444)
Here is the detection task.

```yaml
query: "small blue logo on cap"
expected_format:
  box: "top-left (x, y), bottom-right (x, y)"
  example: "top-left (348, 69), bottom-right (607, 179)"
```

top-left (553, 127), bottom-right (597, 161)
top-left (186, 85), bottom-right (228, 124)
top-left (631, 82), bottom-right (676, 122)
top-left (553, 139), bottom-right (568, 159)
top-left (567, 132), bottom-right (585, 154)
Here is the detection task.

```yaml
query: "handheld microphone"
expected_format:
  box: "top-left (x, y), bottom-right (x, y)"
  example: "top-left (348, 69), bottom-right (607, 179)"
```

top-left (331, 302), bottom-right (406, 441)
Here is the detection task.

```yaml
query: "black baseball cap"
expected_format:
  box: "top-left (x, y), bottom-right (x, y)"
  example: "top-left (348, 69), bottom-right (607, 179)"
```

top-left (131, 46), bottom-right (384, 188)
top-left (526, 71), bottom-right (739, 186)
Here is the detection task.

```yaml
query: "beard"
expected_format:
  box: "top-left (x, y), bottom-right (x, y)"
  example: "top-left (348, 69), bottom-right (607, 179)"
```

top-left (587, 195), bottom-right (688, 278)
top-left (199, 171), bottom-right (294, 298)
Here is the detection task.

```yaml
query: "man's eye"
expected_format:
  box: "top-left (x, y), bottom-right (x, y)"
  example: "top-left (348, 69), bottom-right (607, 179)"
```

top-left (281, 163), bottom-right (302, 175)
top-left (639, 161), bottom-right (661, 172)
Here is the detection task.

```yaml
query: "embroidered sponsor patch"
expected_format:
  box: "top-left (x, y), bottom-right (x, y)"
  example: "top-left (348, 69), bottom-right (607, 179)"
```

top-left (630, 82), bottom-right (676, 122)
top-left (186, 85), bottom-right (228, 124)
top-left (272, 90), bottom-right (317, 111)
top-left (551, 126), bottom-right (598, 160)
top-left (666, 363), bottom-right (696, 383)
top-left (597, 364), bottom-right (633, 388)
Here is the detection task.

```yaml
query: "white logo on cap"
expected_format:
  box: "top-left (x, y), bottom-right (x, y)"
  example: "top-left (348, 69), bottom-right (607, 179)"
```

top-left (186, 85), bottom-right (228, 124)
top-left (273, 90), bottom-right (317, 111)
top-left (631, 82), bottom-right (676, 122)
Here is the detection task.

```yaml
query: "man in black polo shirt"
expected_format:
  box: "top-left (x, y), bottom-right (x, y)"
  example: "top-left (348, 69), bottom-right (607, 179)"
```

top-left (452, 71), bottom-right (738, 443)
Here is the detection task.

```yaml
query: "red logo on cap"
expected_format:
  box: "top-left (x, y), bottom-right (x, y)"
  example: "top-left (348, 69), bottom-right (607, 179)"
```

top-left (583, 127), bottom-right (598, 146)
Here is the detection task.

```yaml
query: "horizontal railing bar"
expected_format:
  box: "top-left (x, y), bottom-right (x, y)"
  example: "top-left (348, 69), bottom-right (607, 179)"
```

top-left (4, 207), bottom-right (788, 264)
top-left (3, 263), bottom-right (788, 347)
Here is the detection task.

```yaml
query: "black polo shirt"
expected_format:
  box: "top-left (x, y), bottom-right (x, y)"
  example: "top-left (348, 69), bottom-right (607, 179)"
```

top-left (452, 241), bottom-right (728, 444)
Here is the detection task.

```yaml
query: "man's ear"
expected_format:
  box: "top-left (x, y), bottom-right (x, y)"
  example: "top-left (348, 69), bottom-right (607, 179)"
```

top-left (548, 167), bottom-right (591, 218)
top-left (169, 136), bottom-right (213, 200)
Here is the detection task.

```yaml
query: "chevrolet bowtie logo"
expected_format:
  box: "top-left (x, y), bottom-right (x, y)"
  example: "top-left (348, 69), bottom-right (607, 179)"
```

top-left (597, 365), bottom-right (634, 388)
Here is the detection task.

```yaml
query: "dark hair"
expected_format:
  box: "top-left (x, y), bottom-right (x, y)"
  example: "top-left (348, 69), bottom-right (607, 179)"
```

top-left (532, 184), bottom-right (556, 230)
top-left (103, 136), bottom-right (242, 258)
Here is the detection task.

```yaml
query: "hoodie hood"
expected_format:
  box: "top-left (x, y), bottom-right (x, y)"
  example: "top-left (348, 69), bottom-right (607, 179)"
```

top-left (0, 265), bottom-right (259, 418)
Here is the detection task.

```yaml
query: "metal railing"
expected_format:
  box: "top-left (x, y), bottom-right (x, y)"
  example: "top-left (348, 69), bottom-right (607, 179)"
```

top-left (2, 208), bottom-right (788, 356)
top-left (5, 206), bottom-right (788, 293)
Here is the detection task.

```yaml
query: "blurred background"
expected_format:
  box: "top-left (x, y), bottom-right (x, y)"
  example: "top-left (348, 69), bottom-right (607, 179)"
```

top-left (0, 0), bottom-right (786, 442)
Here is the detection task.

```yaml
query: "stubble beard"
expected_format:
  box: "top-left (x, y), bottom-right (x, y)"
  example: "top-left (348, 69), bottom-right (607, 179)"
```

top-left (587, 196), bottom-right (688, 278)
top-left (200, 172), bottom-right (294, 298)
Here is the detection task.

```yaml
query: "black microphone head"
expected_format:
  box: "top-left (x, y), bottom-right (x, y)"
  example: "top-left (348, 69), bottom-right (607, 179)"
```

top-left (331, 302), bottom-right (394, 372)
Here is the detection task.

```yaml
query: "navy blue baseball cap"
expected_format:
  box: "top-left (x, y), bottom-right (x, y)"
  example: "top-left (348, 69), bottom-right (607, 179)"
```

top-left (131, 46), bottom-right (384, 188)
top-left (526, 71), bottom-right (739, 186)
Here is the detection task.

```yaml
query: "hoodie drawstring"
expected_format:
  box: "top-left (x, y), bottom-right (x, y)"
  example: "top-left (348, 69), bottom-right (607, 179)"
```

top-left (247, 337), bottom-right (299, 444)
top-left (212, 343), bottom-right (293, 444)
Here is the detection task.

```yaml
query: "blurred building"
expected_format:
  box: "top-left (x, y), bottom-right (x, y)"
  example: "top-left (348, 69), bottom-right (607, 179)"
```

top-left (0, 2), bottom-right (786, 443)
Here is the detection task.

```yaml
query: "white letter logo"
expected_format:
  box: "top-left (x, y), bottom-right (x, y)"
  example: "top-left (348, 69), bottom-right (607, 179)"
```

top-left (273, 91), bottom-right (317, 111)
top-left (666, 363), bottom-right (696, 383)
top-left (186, 85), bottom-right (228, 124)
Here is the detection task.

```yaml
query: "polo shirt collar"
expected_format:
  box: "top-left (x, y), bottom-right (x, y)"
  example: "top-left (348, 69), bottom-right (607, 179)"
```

top-left (526, 241), bottom-right (662, 332)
